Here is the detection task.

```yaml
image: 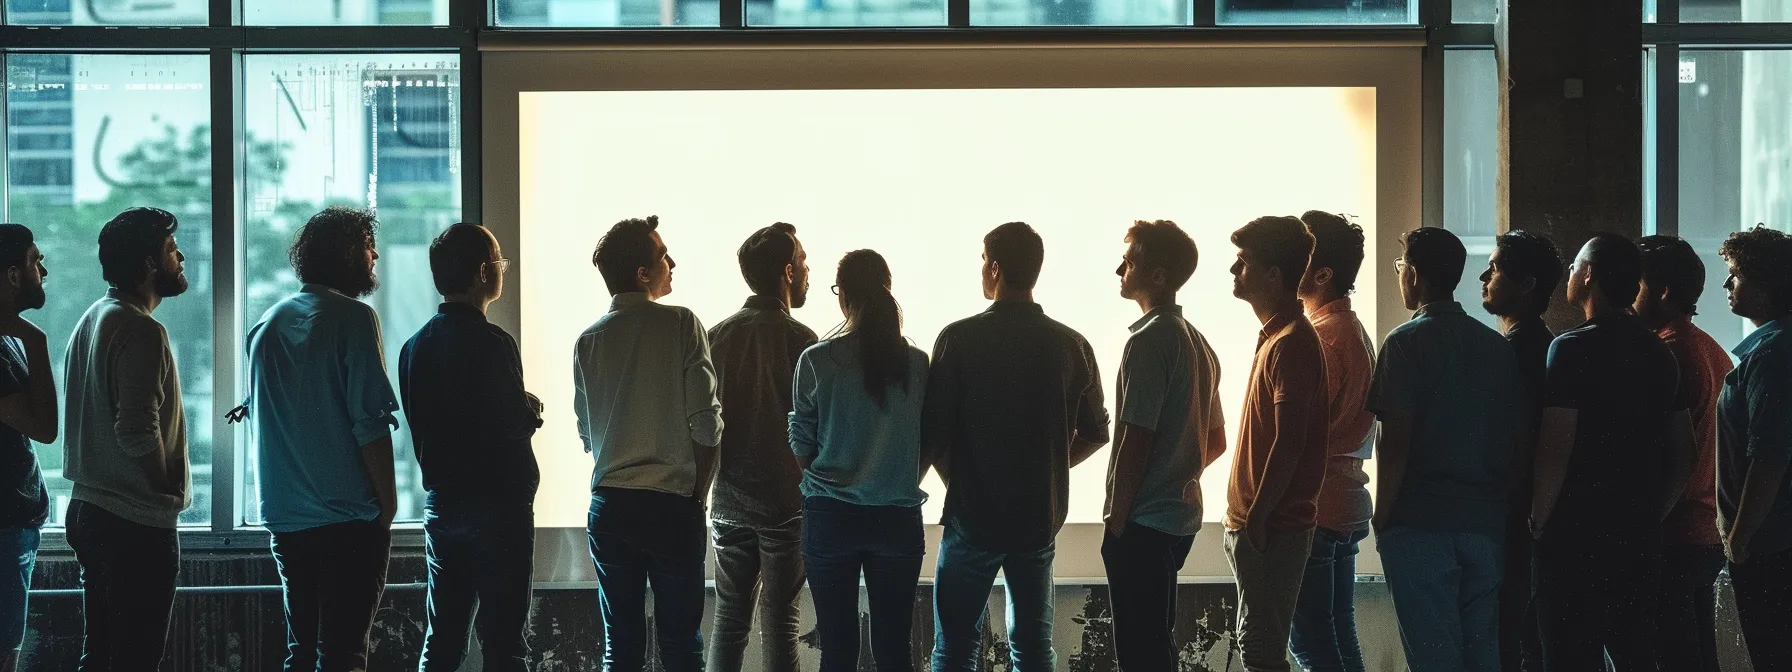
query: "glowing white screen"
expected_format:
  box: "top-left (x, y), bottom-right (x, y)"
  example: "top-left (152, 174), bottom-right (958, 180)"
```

top-left (520, 87), bottom-right (1376, 528)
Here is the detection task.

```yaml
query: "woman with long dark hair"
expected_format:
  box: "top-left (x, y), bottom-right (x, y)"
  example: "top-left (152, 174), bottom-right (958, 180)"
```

top-left (788, 250), bottom-right (929, 672)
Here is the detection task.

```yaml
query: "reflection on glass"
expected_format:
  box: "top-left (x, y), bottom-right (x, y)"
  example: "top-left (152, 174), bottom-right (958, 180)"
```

top-left (3, 0), bottom-right (205, 24)
top-left (241, 54), bottom-right (463, 525)
top-left (749, 0), bottom-right (944, 27)
top-left (243, 0), bottom-right (450, 25)
top-left (493, 0), bottom-right (718, 26)
top-left (1681, 0), bottom-right (1788, 23)
top-left (3, 54), bottom-right (215, 526)
top-left (1443, 49), bottom-right (1502, 333)
top-left (1216, 0), bottom-right (1413, 25)
top-left (1679, 50), bottom-right (1792, 351)
top-left (970, 0), bottom-right (1187, 26)
top-left (1453, 0), bottom-right (1495, 23)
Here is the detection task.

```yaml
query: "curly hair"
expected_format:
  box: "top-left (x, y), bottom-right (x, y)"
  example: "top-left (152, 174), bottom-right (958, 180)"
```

top-left (290, 206), bottom-right (379, 297)
top-left (1720, 225), bottom-right (1792, 314)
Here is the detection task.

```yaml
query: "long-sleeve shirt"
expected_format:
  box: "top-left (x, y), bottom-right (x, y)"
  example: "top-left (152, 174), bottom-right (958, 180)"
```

top-left (574, 292), bottom-right (723, 497)
top-left (62, 290), bottom-right (190, 529)
top-left (1308, 298), bottom-right (1377, 533)
top-left (399, 302), bottom-right (542, 503)
top-left (246, 285), bottom-right (401, 534)
top-left (789, 337), bottom-right (929, 508)
top-left (709, 296), bottom-right (817, 527)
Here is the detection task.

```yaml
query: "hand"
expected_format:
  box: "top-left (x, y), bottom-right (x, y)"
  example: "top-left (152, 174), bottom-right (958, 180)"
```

top-left (0, 314), bottom-right (44, 344)
top-left (376, 501), bottom-right (397, 528)
top-left (1105, 517), bottom-right (1127, 540)
top-left (1248, 523), bottom-right (1271, 554)
top-left (525, 392), bottom-right (543, 417)
top-left (1371, 512), bottom-right (1389, 535)
top-left (1727, 531), bottom-right (1750, 564)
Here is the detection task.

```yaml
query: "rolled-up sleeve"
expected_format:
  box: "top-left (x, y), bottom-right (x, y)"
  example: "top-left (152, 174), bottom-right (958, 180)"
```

top-left (683, 310), bottom-right (723, 448)
top-left (1745, 342), bottom-right (1792, 466)
top-left (1074, 339), bottom-right (1112, 446)
top-left (789, 350), bottom-right (819, 459)
top-left (345, 307), bottom-right (400, 445)
top-left (113, 319), bottom-right (170, 459)
top-left (573, 340), bottom-right (592, 454)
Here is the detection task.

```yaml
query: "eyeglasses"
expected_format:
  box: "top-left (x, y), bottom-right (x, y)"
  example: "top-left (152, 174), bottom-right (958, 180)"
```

top-left (485, 258), bottom-right (512, 275)
top-left (830, 284), bottom-right (840, 296)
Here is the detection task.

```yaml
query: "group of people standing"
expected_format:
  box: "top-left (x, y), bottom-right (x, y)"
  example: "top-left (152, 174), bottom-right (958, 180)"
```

top-left (0, 201), bottom-right (1783, 672)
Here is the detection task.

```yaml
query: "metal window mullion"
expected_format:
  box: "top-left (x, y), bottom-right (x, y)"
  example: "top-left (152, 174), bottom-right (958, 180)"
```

top-left (1421, 40), bottom-right (1445, 230)
top-left (948, 0), bottom-right (969, 28)
top-left (209, 47), bottom-right (241, 532)
top-left (1, 51), bottom-right (9, 225)
top-left (460, 47), bottom-right (481, 224)
top-left (1653, 43), bottom-right (1679, 237)
top-left (1193, 0), bottom-right (1215, 27)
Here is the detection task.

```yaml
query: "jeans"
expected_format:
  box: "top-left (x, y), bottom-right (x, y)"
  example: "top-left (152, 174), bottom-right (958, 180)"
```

top-left (803, 497), bottom-right (923, 672)
top-left (1532, 529), bottom-right (1660, 672)
top-left (709, 515), bottom-right (804, 672)
top-left (270, 520), bottom-right (393, 672)
top-left (1287, 527), bottom-right (1368, 672)
top-left (931, 519), bottom-right (1056, 672)
top-left (1499, 501), bottom-right (1541, 672)
top-left (1223, 528), bottom-right (1314, 672)
top-left (1100, 522), bottom-right (1194, 672)
top-left (1655, 544), bottom-right (1724, 672)
top-left (0, 526), bottom-right (38, 652)
top-left (1377, 526), bottom-right (1503, 672)
top-left (65, 499), bottom-right (179, 672)
top-left (1730, 545), bottom-right (1792, 670)
top-left (588, 487), bottom-right (708, 672)
top-left (420, 496), bottom-right (536, 672)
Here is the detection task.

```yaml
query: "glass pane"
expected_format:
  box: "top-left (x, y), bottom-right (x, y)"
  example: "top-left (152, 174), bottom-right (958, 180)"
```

top-left (3, 54), bottom-right (214, 526)
top-left (3, 0), bottom-right (205, 25)
top-left (751, 0), bottom-right (944, 26)
top-left (1217, 0), bottom-right (1413, 25)
top-left (243, 0), bottom-right (450, 24)
top-left (1681, 0), bottom-right (1788, 22)
top-left (241, 54), bottom-right (462, 525)
top-left (493, 0), bottom-right (718, 26)
top-left (1443, 49), bottom-right (1502, 333)
top-left (970, 0), bottom-right (1187, 25)
top-left (1679, 50), bottom-right (1792, 351)
top-left (1453, 0), bottom-right (1494, 23)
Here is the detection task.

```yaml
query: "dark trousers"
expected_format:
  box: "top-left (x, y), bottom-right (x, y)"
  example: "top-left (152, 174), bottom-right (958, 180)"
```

top-left (588, 487), bottom-right (708, 672)
top-left (1655, 544), bottom-right (1724, 672)
top-left (420, 496), bottom-right (536, 672)
top-left (708, 515), bottom-right (803, 672)
top-left (1730, 545), bottom-right (1792, 671)
top-left (1288, 526), bottom-right (1368, 672)
top-left (1532, 530), bottom-right (1660, 672)
top-left (1100, 521), bottom-right (1195, 672)
top-left (1500, 502), bottom-right (1542, 672)
top-left (65, 499), bottom-right (179, 672)
top-left (270, 520), bottom-right (393, 672)
top-left (803, 497), bottom-right (924, 672)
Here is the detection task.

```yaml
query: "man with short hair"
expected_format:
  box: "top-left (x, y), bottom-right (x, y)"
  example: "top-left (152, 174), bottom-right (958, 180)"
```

top-left (577, 216), bottom-right (723, 672)
top-left (1476, 229), bottom-right (1561, 672)
top-left (63, 207), bottom-right (192, 672)
top-left (1102, 219), bottom-right (1224, 672)
top-left (705, 222), bottom-right (817, 672)
top-left (1223, 215), bottom-right (1326, 672)
top-left (925, 222), bottom-right (1109, 672)
top-left (1286, 211), bottom-right (1376, 672)
top-left (246, 206), bottom-right (402, 672)
top-left (0, 224), bottom-right (54, 672)
top-left (1531, 233), bottom-right (1688, 671)
top-left (401, 223), bottom-right (543, 672)
top-left (1370, 227), bottom-right (1522, 672)
top-left (1634, 235), bottom-right (1731, 672)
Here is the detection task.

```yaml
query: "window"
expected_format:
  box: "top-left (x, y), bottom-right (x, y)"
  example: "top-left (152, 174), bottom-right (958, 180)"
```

top-left (240, 54), bottom-right (462, 525)
top-left (1443, 49), bottom-right (1502, 333)
top-left (1681, 0), bottom-right (1789, 23)
top-left (2, 0), bottom-right (205, 24)
top-left (750, 0), bottom-right (945, 27)
top-left (493, 0), bottom-right (718, 26)
top-left (1217, 0), bottom-right (1413, 25)
top-left (971, 0), bottom-right (1187, 26)
top-left (243, 0), bottom-right (451, 25)
top-left (3, 54), bottom-right (215, 526)
top-left (1454, 0), bottom-right (1494, 23)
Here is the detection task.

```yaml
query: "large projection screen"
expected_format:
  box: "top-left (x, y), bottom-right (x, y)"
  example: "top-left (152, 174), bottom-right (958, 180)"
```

top-left (483, 45), bottom-right (1422, 580)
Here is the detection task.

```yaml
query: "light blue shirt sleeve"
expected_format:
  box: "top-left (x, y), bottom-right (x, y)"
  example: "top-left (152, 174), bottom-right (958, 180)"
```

top-left (789, 350), bottom-right (820, 459)
top-left (345, 305), bottom-right (399, 445)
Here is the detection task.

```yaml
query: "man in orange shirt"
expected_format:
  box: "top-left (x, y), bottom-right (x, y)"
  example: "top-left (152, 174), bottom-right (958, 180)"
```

top-left (1223, 215), bottom-right (1328, 672)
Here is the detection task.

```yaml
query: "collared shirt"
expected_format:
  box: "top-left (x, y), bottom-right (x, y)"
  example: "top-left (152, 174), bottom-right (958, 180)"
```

top-left (574, 292), bottom-right (723, 497)
top-left (0, 338), bottom-right (45, 529)
top-left (399, 302), bottom-right (542, 503)
top-left (789, 337), bottom-right (929, 508)
top-left (1718, 316), bottom-right (1792, 556)
top-left (246, 284), bottom-right (401, 533)
top-left (1658, 317), bottom-right (1731, 547)
top-left (1105, 305), bottom-right (1223, 538)
top-left (1309, 298), bottom-right (1377, 533)
top-left (708, 296), bottom-right (818, 526)
top-left (924, 300), bottom-right (1110, 553)
top-left (1367, 301), bottom-right (1522, 535)
top-left (63, 289), bottom-right (190, 529)
top-left (1542, 315), bottom-right (1680, 534)
top-left (1226, 308), bottom-right (1328, 534)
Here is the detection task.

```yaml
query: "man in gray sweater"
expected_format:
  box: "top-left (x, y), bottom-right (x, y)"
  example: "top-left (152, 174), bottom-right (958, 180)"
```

top-left (62, 207), bottom-right (192, 672)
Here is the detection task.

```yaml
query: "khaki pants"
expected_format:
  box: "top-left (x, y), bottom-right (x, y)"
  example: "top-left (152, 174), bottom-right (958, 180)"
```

top-left (1224, 528), bottom-right (1316, 672)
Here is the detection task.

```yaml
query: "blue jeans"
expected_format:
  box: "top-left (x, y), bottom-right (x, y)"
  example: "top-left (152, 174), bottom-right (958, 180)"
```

top-left (931, 519), bottom-right (1056, 672)
top-left (0, 526), bottom-right (38, 652)
top-left (270, 519), bottom-right (392, 672)
top-left (1378, 526), bottom-right (1503, 672)
top-left (588, 487), bottom-right (708, 672)
top-left (420, 495), bottom-right (535, 672)
top-left (708, 516), bottom-right (803, 672)
top-left (66, 499), bottom-right (181, 672)
top-left (1288, 527), bottom-right (1368, 672)
top-left (803, 497), bottom-right (924, 672)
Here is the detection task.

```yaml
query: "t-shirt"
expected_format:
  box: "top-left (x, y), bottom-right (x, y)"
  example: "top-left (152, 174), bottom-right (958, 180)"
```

top-left (1106, 305), bottom-right (1224, 538)
top-left (1309, 298), bottom-right (1377, 533)
top-left (1225, 309), bottom-right (1327, 534)
top-left (0, 338), bottom-right (46, 529)
top-left (1657, 317), bottom-right (1731, 547)
top-left (1367, 301), bottom-right (1523, 535)
top-left (1505, 316), bottom-right (1554, 500)
top-left (1717, 316), bottom-right (1792, 557)
top-left (1542, 315), bottom-right (1680, 534)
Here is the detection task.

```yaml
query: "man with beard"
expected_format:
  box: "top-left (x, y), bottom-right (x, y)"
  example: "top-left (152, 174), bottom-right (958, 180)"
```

top-left (0, 224), bottom-right (55, 672)
top-left (704, 223), bottom-right (817, 672)
top-left (244, 206), bottom-right (401, 672)
top-left (63, 207), bottom-right (192, 671)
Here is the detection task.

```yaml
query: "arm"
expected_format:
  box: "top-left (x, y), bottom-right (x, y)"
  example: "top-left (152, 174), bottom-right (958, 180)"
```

top-left (113, 320), bottom-right (174, 493)
top-left (0, 318), bottom-right (58, 443)
top-left (1727, 345), bottom-right (1792, 563)
top-left (683, 312), bottom-right (723, 497)
top-left (788, 352), bottom-right (821, 476)
top-left (1372, 411), bottom-right (1414, 532)
top-left (1068, 339), bottom-right (1112, 468)
top-left (480, 331), bottom-right (543, 442)
top-left (1105, 422), bottom-right (1156, 538)
top-left (345, 308), bottom-right (401, 524)
top-left (360, 435), bottom-right (398, 526)
top-left (920, 331), bottom-right (958, 484)
top-left (1530, 407), bottom-right (1578, 535)
top-left (1662, 409), bottom-right (1696, 522)
top-left (573, 342), bottom-right (591, 453)
top-left (1728, 456), bottom-right (1791, 563)
top-left (1246, 397), bottom-right (1315, 550)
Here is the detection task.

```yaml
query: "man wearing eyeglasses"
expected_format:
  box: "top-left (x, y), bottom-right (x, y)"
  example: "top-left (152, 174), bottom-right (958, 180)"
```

top-left (399, 223), bottom-right (544, 672)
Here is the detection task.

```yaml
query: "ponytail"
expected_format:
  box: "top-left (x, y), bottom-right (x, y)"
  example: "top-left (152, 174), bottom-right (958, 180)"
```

top-left (834, 250), bottom-right (910, 408)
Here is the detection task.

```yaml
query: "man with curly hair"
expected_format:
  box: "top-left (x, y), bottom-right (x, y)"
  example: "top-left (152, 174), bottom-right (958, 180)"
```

top-left (245, 206), bottom-right (401, 672)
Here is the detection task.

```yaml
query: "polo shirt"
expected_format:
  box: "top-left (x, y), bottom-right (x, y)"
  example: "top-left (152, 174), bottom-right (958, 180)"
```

top-left (1309, 298), bottom-right (1377, 533)
top-left (1225, 308), bottom-right (1327, 534)
top-left (1105, 305), bottom-right (1224, 538)
top-left (1658, 317), bottom-right (1732, 547)
top-left (1718, 316), bottom-right (1792, 556)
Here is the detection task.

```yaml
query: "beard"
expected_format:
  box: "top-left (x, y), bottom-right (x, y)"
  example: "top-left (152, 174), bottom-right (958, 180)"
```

top-left (153, 265), bottom-right (189, 299)
top-left (18, 282), bottom-right (44, 312)
top-left (347, 266), bottom-right (380, 298)
top-left (790, 273), bottom-right (809, 309)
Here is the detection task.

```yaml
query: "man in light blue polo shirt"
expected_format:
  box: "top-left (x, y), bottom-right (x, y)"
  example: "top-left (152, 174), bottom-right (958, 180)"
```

top-left (1101, 220), bottom-right (1226, 672)
top-left (244, 206), bottom-right (402, 672)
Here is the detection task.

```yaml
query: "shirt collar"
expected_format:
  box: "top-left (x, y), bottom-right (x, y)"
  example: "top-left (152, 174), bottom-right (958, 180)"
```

top-left (1129, 304), bottom-right (1182, 333)
top-left (104, 287), bottom-right (152, 313)
top-left (301, 283), bottom-right (352, 300)
top-left (1735, 314), bottom-right (1791, 358)
top-left (742, 295), bottom-right (789, 313)
top-left (437, 302), bottom-right (487, 321)
top-left (609, 292), bottom-right (651, 312)
top-left (1309, 297), bottom-right (1353, 321)
top-left (1507, 314), bottom-right (1549, 338)
top-left (988, 300), bottom-right (1044, 315)
top-left (1656, 315), bottom-right (1695, 340)
top-left (1259, 306), bottom-right (1302, 342)
top-left (1414, 300), bottom-right (1466, 318)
